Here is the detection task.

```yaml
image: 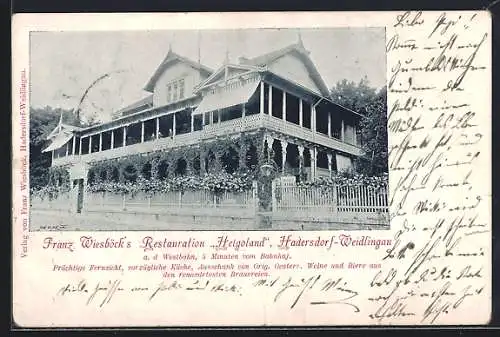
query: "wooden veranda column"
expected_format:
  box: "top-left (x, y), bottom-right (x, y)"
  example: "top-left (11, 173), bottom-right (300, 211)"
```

top-left (71, 136), bottom-right (76, 155)
top-left (299, 99), bottom-right (303, 127)
top-left (327, 112), bottom-right (332, 137)
top-left (156, 117), bottom-right (160, 139)
top-left (280, 139), bottom-right (287, 174)
top-left (123, 126), bottom-right (127, 146)
top-left (268, 85), bottom-right (273, 116)
top-left (327, 152), bottom-right (333, 176)
top-left (79, 137), bottom-right (82, 155)
top-left (110, 130), bottom-right (114, 149)
top-left (259, 82), bottom-right (264, 115)
top-left (312, 104), bottom-right (316, 133)
top-left (265, 134), bottom-right (274, 161)
top-left (309, 147), bottom-right (317, 181)
top-left (99, 133), bottom-right (102, 151)
top-left (172, 113), bottom-right (176, 137)
top-left (282, 90), bottom-right (286, 121)
top-left (341, 119), bottom-right (345, 141)
top-left (298, 145), bottom-right (304, 181)
top-left (141, 121), bottom-right (145, 143)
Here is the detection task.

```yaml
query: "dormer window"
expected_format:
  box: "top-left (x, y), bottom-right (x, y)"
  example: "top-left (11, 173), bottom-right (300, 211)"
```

top-left (173, 82), bottom-right (178, 101)
top-left (167, 78), bottom-right (186, 104)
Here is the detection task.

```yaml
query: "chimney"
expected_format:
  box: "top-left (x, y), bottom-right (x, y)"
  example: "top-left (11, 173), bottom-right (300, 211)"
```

top-left (239, 56), bottom-right (249, 64)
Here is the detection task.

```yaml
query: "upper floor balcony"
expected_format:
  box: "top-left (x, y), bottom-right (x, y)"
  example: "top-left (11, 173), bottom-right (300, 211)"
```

top-left (52, 111), bottom-right (363, 167)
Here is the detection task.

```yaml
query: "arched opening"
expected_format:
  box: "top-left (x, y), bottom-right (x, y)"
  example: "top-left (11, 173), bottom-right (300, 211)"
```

top-left (192, 155), bottom-right (200, 175)
top-left (303, 149), bottom-right (311, 181)
top-left (142, 163), bottom-right (152, 180)
top-left (318, 150), bottom-right (329, 169)
top-left (158, 160), bottom-right (169, 180)
top-left (175, 158), bottom-right (187, 176)
top-left (110, 167), bottom-right (119, 182)
top-left (272, 140), bottom-right (282, 171)
top-left (99, 169), bottom-right (107, 182)
top-left (222, 147), bottom-right (239, 173)
top-left (87, 170), bottom-right (96, 185)
top-left (206, 150), bottom-right (216, 173)
top-left (286, 144), bottom-right (299, 175)
top-left (246, 144), bottom-right (258, 171)
top-left (123, 165), bottom-right (138, 183)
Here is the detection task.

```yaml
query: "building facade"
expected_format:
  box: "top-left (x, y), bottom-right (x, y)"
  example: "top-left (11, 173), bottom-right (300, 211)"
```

top-left (44, 40), bottom-right (364, 183)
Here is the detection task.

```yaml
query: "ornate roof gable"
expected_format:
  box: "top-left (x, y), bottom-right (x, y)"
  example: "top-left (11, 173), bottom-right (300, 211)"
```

top-left (144, 49), bottom-right (213, 93)
top-left (241, 42), bottom-right (331, 98)
top-left (194, 63), bottom-right (264, 93)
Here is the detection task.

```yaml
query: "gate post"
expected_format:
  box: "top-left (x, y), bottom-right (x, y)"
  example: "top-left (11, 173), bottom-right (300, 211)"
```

top-left (256, 162), bottom-right (276, 229)
top-left (69, 162), bottom-right (88, 214)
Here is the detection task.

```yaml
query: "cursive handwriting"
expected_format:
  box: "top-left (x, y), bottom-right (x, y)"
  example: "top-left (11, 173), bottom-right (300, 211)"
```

top-left (372, 11), bottom-right (490, 324)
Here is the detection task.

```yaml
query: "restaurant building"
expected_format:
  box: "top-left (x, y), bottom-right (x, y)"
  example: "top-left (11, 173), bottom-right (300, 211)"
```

top-left (44, 38), bottom-right (364, 183)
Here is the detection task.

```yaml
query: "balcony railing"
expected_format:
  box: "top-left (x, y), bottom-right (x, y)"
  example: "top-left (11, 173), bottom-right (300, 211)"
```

top-left (53, 131), bottom-right (203, 166)
top-left (52, 114), bottom-right (363, 167)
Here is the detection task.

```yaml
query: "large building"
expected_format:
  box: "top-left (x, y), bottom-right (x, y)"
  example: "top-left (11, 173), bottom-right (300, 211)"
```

top-left (44, 38), bottom-right (364, 183)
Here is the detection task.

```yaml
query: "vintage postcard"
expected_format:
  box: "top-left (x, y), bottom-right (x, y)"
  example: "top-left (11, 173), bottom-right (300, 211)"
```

top-left (12, 11), bottom-right (491, 326)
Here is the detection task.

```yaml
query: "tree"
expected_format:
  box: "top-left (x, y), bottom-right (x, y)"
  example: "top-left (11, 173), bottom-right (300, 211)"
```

top-left (29, 106), bottom-right (80, 190)
top-left (330, 79), bottom-right (387, 175)
top-left (330, 76), bottom-right (377, 113)
top-left (355, 86), bottom-right (388, 175)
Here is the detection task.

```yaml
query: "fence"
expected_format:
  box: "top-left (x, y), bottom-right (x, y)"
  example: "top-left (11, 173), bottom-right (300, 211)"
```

top-left (84, 189), bottom-right (257, 215)
top-left (30, 193), bottom-right (74, 212)
top-left (274, 183), bottom-right (389, 216)
top-left (30, 180), bottom-right (389, 227)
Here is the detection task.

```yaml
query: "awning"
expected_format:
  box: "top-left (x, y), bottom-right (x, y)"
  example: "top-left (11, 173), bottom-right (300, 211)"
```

top-left (193, 80), bottom-right (260, 115)
top-left (42, 133), bottom-right (73, 153)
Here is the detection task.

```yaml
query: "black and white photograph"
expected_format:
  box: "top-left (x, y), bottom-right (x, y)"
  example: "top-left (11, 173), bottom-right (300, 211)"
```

top-left (29, 28), bottom-right (389, 231)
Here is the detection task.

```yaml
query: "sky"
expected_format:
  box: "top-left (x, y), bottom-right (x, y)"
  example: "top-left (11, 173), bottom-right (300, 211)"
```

top-left (30, 28), bottom-right (386, 122)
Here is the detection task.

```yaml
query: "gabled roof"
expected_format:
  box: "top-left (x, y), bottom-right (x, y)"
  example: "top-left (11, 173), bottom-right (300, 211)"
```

top-left (47, 122), bottom-right (82, 140)
top-left (241, 42), bottom-right (331, 97)
top-left (114, 94), bottom-right (153, 116)
top-left (144, 49), bottom-right (213, 92)
top-left (195, 63), bottom-right (264, 92)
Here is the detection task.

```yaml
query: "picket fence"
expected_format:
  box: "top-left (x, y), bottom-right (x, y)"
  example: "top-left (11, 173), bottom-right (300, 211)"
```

top-left (30, 193), bottom-right (73, 212)
top-left (84, 189), bottom-right (257, 214)
top-left (274, 184), bottom-right (389, 215)
top-left (31, 181), bottom-right (389, 221)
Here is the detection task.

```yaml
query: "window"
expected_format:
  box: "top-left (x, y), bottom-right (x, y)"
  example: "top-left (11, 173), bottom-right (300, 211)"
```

top-left (167, 85), bottom-right (172, 103)
top-left (167, 78), bottom-right (186, 103)
top-left (173, 83), bottom-right (178, 101)
top-left (179, 79), bottom-right (185, 99)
